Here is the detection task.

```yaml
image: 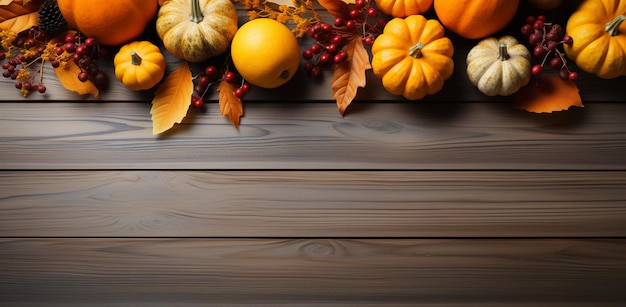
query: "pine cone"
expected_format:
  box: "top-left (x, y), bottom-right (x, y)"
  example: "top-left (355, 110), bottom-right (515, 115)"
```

top-left (38, 0), bottom-right (67, 36)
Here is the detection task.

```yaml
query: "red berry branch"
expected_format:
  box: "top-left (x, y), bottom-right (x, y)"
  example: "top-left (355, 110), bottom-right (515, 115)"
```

top-left (302, 0), bottom-right (386, 77)
top-left (521, 15), bottom-right (578, 81)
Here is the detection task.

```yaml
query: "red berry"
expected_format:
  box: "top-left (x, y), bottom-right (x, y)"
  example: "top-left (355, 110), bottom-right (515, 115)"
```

top-left (326, 43), bottom-right (339, 54)
top-left (321, 23), bottom-right (332, 33)
top-left (376, 18), bottom-right (388, 28)
top-left (84, 38), bottom-right (97, 48)
top-left (533, 45), bottom-right (547, 59)
top-left (224, 71), bottom-right (237, 83)
top-left (355, 0), bottom-right (366, 9)
top-left (334, 17), bottom-right (345, 27)
top-left (345, 20), bottom-right (356, 30)
top-left (333, 53), bottom-right (345, 64)
top-left (302, 49), bottom-right (313, 59)
top-left (549, 57), bottom-right (563, 69)
top-left (241, 82), bottom-right (250, 93)
top-left (526, 16), bottom-right (536, 24)
top-left (64, 33), bottom-right (76, 44)
top-left (521, 24), bottom-right (534, 37)
top-left (563, 35), bottom-right (573, 45)
top-left (310, 65), bottom-right (322, 78)
top-left (64, 42), bottom-right (76, 53)
top-left (537, 15), bottom-right (546, 21)
top-left (92, 71), bottom-right (109, 89)
top-left (15, 82), bottom-right (22, 89)
top-left (75, 45), bottom-right (87, 57)
top-left (531, 64), bottom-right (543, 76)
top-left (367, 7), bottom-right (378, 18)
top-left (568, 71), bottom-right (579, 81)
top-left (547, 41), bottom-right (558, 51)
top-left (234, 87), bottom-right (246, 99)
top-left (331, 34), bottom-right (344, 45)
top-left (204, 66), bottom-right (219, 80)
top-left (199, 75), bottom-right (210, 87)
top-left (37, 84), bottom-right (46, 93)
top-left (363, 35), bottom-right (375, 46)
top-left (310, 43), bottom-right (322, 54)
top-left (349, 9), bottom-right (361, 20)
top-left (319, 52), bottom-right (332, 65)
top-left (192, 96), bottom-right (204, 108)
top-left (533, 20), bottom-right (544, 30)
top-left (529, 33), bottom-right (542, 46)
top-left (23, 82), bottom-right (33, 91)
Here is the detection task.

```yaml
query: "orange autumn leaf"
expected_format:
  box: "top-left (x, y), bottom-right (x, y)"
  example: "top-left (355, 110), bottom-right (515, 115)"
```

top-left (514, 76), bottom-right (584, 113)
top-left (318, 0), bottom-right (350, 19)
top-left (150, 62), bottom-right (193, 135)
top-left (53, 61), bottom-right (99, 98)
top-left (217, 80), bottom-right (243, 129)
top-left (0, 0), bottom-right (43, 33)
top-left (331, 37), bottom-right (371, 116)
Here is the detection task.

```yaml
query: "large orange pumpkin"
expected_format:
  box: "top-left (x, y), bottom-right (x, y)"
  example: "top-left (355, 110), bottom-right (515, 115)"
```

top-left (57, 0), bottom-right (158, 46)
top-left (433, 0), bottom-right (519, 39)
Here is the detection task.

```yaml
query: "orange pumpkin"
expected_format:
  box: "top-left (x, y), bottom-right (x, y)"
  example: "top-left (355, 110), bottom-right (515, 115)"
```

top-left (433, 0), bottom-right (519, 39)
top-left (57, 0), bottom-right (158, 46)
top-left (374, 0), bottom-right (433, 18)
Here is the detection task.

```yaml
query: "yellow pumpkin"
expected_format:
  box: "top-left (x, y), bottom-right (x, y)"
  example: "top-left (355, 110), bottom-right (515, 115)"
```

top-left (466, 36), bottom-right (531, 96)
top-left (564, 0), bottom-right (626, 79)
top-left (371, 15), bottom-right (454, 100)
top-left (114, 41), bottom-right (166, 91)
top-left (156, 0), bottom-right (238, 62)
top-left (374, 0), bottom-right (433, 18)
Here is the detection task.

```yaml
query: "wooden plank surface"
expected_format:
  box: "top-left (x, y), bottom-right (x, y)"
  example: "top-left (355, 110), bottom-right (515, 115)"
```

top-left (1, 170), bottom-right (625, 238)
top-left (2, 238), bottom-right (626, 305)
top-left (1, 102), bottom-right (625, 170)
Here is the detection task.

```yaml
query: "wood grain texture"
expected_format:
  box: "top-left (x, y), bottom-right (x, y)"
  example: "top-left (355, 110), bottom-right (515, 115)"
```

top-left (1, 170), bottom-right (625, 237)
top-left (1, 102), bottom-right (625, 170)
top-left (2, 238), bottom-right (626, 305)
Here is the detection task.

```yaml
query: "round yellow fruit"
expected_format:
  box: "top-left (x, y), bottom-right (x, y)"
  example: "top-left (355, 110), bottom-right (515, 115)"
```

top-left (230, 18), bottom-right (300, 89)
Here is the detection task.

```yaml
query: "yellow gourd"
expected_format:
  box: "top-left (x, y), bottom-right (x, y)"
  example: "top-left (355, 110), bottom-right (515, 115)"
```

top-left (371, 15), bottom-right (454, 100)
top-left (114, 41), bottom-right (166, 91)
top-left (466, 36), bottom-right (531, 96)
top-left (564, 0), bottom-right (626, 79)
top-left (156, 0), bottom-right (238, 62)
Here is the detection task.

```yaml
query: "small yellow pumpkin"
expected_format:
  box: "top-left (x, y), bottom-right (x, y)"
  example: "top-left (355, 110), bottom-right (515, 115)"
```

top-left (114, 41), bottom-right (166, 91)
top-left (371, 15), bottom-right (454, 100)
top-left (466, 36), bottom-right (531, 96)
top-left (156, 0), bottom-right (238, 62)
top-left (564, 0), bottom-right (626, 79)
top-left (374, 0), bottom-right (433, 18)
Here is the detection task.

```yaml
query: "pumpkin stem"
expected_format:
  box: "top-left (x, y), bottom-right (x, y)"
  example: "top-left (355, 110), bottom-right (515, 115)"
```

top-left (130, 51), bottom-right (142, 65)
top-left (606, 15), bottom-right (626, 36)
top-left (409, 42), bottom-right (424, 58)
top-left (497, 42), bottom-right (509, 61)
top-left (190, 0), bottom-right (204, 23)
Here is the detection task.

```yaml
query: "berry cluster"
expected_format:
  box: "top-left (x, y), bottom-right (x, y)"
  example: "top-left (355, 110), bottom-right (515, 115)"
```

top-left (57, 32), bottom-right (109, 90)
top-left (1, 26), bottom-right (109, 96)
top-left (302, 0), bottom-right (386, 77)
top-left (1, 26), bottom-right (50, 95)
top-left (191, 63), bottom-right (250, 108)
top-left (520, 15), bottom-right (578, 81)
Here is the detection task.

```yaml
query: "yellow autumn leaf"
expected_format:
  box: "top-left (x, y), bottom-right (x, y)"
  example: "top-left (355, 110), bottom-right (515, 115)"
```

top-left (150, 62), bottom-right (193, 135)
top-left (514, 76), bottom-right (584, 113)
top-left (331, 37), bottom-right (371, 116)
top-left (217, 80), bottom-right (243, 129)
top-left (0, 0), bottom-right (42, 32)
top-left (53, 61), bottom-right (100, 98)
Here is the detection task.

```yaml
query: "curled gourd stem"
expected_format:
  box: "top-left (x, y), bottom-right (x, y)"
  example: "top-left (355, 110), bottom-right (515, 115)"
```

top-left (605, 15), bottom-right (625, 36)
top-left (497, 42), bottom-right (509, 61)
top-left (130, 51), bottom-right (142, 65)
top-left (190, 0), bottom-right (204, 23)
top-left (409, 42), bottom-right (424, 58)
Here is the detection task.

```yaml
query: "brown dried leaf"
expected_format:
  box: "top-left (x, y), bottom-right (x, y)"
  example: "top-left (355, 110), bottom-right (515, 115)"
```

top-left (150, 62), bottom-right (193, 135)
top-left (318, 0), bottom-right (351, 19)
top-left (514, 76), bottom-right (583, 113)
top-left (217, 80), bottom-right (243, 129)
top-left (53, 61), bottom-right (99, 99)
top-left (0, 0), bottom-right (42, 32)
top-left (331, 37), bottom-right (371, 116)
